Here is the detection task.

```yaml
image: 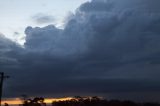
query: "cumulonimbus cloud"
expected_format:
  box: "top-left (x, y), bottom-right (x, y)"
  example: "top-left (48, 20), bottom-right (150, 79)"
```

top-left (1, 0), bottom-right (160, 101)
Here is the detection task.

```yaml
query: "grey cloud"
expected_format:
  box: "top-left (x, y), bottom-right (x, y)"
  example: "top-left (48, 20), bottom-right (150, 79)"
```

top-left (24, 22), bottom-right (91, 57)
top-left (1, 0), bottom-right (160, 101)
top-left (32, 13), bottom-right (55, 24)
top-left (79, 0), bottom-right (113, 12)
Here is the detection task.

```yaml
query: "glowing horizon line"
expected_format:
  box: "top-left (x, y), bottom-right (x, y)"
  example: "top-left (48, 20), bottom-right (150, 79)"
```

top-left (2, 97), bottom-right (74, 105)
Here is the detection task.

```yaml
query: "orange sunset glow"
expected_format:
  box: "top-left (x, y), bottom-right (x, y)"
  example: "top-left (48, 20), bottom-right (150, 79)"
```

top-left (2, 97), bottom-right (74, 105)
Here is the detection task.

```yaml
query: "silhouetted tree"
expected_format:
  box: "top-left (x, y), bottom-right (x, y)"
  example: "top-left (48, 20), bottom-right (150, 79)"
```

top-left (23, 97), bottom-right (46, 106)
top-left (4, 103), bottom-right (9, 106)
top-left (52, 96), bottom-right (160, 106)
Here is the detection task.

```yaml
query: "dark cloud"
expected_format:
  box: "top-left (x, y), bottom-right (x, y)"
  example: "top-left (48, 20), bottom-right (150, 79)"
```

top-left (32, 13), bottom-right (55, 24)
top-left (1, 0), bottom-right (160, 102)
top-left (0, 34), bottom-right (21, 66)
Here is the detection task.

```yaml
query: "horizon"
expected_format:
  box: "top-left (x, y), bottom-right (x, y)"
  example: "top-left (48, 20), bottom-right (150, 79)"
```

top-left (1, 97), bottom-right (74, 105)
top-left (1, 96), bottom-right (160, 106)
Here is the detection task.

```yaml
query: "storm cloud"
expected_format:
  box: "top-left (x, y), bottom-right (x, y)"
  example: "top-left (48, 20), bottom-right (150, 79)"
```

top-left (1, 0), bottom-right (160, 102)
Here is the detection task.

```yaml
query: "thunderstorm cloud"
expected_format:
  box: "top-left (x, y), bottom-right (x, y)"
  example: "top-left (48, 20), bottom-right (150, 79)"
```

top-left (1, 0), bottom-right (160, 102)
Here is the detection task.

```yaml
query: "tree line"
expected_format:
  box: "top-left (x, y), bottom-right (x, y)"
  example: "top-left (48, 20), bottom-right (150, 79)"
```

top-left (21, 96), bottom-right (160, 106)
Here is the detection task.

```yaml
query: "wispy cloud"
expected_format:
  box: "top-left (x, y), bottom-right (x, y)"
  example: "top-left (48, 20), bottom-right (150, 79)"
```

top-left (31, 13), bottom-right (55, 25)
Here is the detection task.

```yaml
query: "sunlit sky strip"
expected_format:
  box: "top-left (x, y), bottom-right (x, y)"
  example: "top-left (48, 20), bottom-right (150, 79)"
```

top-left (2, 97), bottom-right (74, 105)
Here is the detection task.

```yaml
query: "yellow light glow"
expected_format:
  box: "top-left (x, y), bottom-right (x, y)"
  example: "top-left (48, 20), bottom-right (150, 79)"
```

top-left (2, 97), bottom-right (74, 105)
top-left (2, 98), bottom-right (22, 105)
top-left (44, 97), bottom-right (73, 103)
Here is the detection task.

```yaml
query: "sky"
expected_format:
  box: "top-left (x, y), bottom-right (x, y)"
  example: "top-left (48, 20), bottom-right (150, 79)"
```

top-left (0, 0), bottom-right (89, 44)
top-left (1, 0), bottom-right (160, 103)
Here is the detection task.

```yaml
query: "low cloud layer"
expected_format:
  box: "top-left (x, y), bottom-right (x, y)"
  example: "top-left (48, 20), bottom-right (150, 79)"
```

top-left (1, 0), bottom-right (160, 102)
